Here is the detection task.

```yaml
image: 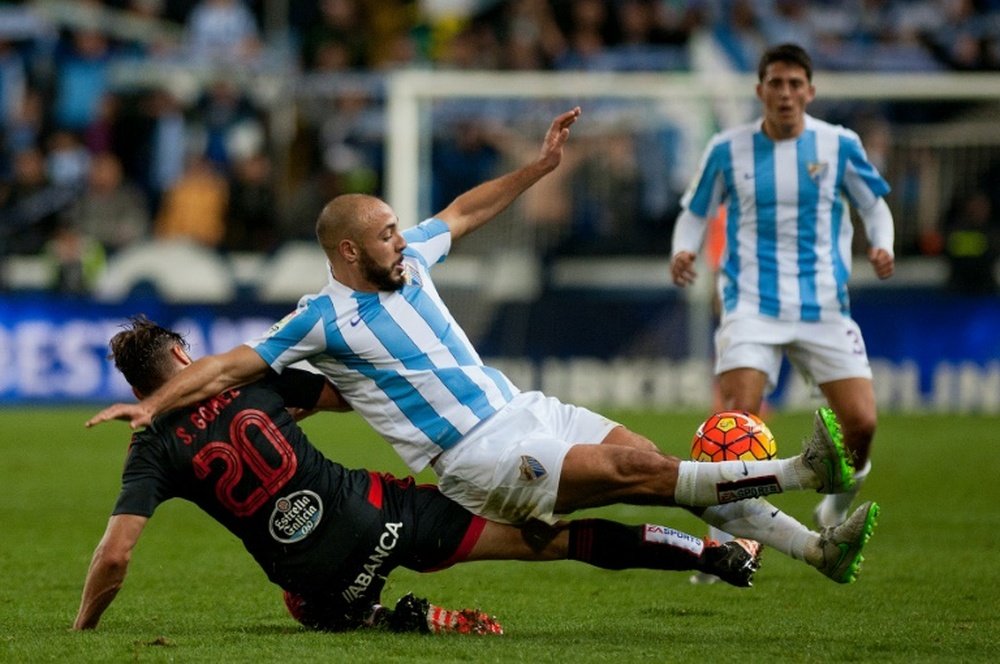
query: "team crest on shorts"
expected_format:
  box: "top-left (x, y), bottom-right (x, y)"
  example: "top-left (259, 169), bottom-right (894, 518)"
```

top-left (269, 490), bottom-right (323, 544)
top-left (519, 455), bottom-right (547, 481)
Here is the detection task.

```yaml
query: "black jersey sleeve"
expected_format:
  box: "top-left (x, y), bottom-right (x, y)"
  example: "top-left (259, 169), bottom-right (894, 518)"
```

top-left (112, 433), bottom-right (175, 517)
top-left (266, 367), bottom-right (327, 409)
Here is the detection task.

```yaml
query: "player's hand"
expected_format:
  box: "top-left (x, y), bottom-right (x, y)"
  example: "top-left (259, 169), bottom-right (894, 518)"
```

top-left (868, 247), bottom-right (894, 280)
top-left (537, 107), bottom-right (581, 172)
top-left (85, 403), bottom-right (153, 430)
top-left (670, 251), bottom-right (698, 287)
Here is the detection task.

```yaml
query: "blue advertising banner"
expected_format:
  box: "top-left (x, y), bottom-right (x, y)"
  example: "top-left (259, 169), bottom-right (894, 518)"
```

top-left (0, 295), bottom-right (292, 404)
top-left (1, 290), bottom-right (997, 411)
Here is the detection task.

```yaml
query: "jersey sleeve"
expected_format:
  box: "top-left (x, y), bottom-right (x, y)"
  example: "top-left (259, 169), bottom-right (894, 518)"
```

top-left (402, 218), bottom-right (452, 269)
top-left (674, 138), bottom-right (730, 257)
top-left (112, 434), bottom-right (174, 518)
top-left (266, 367), bottom-right (328, 409)
top-left (680, 138), bottom-right (729, 219)
top-left (671, 208), bottom-right (710, 257)
top-left (247, 300), bottom-right (330, 373)
top-left (839, 132), bottom-right (890, 209)
top-left (857, 197), bottom-right (895, 255)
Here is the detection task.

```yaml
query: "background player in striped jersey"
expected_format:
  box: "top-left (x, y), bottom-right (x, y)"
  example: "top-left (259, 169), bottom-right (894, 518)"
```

top-left (87, 108), bottom-right (879, 585)
top-left (670, 43), bottom-right (895, 532)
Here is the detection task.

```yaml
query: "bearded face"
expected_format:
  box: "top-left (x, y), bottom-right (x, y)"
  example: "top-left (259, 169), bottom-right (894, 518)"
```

top-left (358, 242), bottom-right (406, 291)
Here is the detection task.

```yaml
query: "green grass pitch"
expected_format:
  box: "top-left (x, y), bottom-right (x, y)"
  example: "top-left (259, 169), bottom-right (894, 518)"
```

top-left (1, 407), bottom-right (997, 662)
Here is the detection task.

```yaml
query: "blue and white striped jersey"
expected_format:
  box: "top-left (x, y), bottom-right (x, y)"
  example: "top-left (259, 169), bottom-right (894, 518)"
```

top-left (248, 218), bottom-right (519, 472)
top-left (676, 114), bottom-right (891, 321)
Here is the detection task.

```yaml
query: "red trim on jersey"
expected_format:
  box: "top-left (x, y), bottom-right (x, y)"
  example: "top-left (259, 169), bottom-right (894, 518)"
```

top-left (422, 515), bottom-right (487, 572)
top-left (366, 471), bottom-right (384, 509)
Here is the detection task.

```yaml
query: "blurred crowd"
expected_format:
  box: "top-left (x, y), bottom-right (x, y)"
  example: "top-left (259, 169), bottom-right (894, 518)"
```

top-left (1, 0), bottom-right (998, 295)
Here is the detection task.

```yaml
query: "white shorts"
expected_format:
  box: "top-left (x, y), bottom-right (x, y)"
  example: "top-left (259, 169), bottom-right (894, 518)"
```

top-left (715, 313), bottom-right (872, 392)
top-left (433, 391), bottom-right (620, 525)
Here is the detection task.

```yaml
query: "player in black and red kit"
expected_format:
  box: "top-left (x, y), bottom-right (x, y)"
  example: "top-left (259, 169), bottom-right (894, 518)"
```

top-left (74, 317), bottom-right (760, 634)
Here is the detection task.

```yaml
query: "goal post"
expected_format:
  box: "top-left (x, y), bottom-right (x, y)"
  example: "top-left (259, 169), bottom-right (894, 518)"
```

top-left (382, 70), bottom-right (1000, 412)
top-left (385, 70), bottom-right (1000, 227)
top-left (385, 69), bottom-right (1000, 229)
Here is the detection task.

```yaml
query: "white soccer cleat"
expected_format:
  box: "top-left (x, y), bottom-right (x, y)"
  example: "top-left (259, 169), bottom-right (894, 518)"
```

top-left (815, 500), bottom-right (880, 584)
top-left (800, 407), bottom-right (855, 494)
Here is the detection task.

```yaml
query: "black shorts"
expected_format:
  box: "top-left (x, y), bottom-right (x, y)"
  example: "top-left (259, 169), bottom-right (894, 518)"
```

top-left (284, 471), bottom-right (486, 631)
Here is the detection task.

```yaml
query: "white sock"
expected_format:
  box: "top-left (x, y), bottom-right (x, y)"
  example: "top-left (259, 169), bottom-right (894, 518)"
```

top-left (700, 499), bottom-right (817, 562)
top-left (706, 525), bottom-right (732, 545)
top-left (816, 460), bottom-right (871, 525)
top-left (674, 457), bottom-right (815, 507)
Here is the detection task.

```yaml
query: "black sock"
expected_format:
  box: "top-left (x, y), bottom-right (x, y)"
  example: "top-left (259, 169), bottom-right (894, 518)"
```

top-left (567, 519), bottom-right (704, 571)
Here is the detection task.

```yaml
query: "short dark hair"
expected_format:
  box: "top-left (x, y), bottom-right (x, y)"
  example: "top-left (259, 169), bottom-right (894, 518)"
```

top-left (108, 315), bottom-right (187, 396)
top-left (758, 43), bottom-right (813, 82)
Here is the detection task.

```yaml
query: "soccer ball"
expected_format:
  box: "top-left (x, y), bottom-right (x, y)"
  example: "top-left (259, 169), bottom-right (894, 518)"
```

top-left (690, 411), bottom-right (777, 462)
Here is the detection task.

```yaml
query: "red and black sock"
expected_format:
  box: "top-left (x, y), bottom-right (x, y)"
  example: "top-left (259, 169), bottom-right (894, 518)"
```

top-left (567, 519), bottom-right (704, 571)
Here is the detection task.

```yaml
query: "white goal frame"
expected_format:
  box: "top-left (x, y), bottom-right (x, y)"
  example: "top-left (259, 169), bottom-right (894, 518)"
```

top-left (385, 70), bottom-right (1000, 228)
top-left (382, 70), bottom-right (1000, 408)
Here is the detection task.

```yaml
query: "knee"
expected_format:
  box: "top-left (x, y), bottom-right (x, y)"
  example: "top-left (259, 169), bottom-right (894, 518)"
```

top-left (520, 520), bottom-right (563, 555)
top-left (607, 448), bottom-right (675, 485)
top-left (839, 409), bottom-right (877, 446)
top-left (603, 426), bottom-right (659, 452)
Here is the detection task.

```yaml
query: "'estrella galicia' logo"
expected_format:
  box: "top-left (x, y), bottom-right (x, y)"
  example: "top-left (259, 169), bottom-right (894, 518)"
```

top-left (269, 490), bottom-right (323, 544)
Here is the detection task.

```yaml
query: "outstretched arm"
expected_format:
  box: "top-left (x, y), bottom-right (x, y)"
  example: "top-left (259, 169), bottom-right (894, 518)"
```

top-left (73, 514), bottom-right (148, 630)
top-left (436, 107), bottom-right (581, 242)
top-left (86, 345), bottom-right (269, 430)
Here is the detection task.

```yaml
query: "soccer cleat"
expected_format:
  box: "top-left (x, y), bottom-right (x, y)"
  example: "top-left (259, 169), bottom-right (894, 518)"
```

top-left (387, 593), bottom-right (432, 632)
top-left (387, 593), bottom-right (503, 635)
top-left (427, 606), bottom-right (505, 636)
top-left (800, 407), bottom-right (855, 494)
top-left (815, 500), bottom-right (879, 584)
top-left (697, 538), bottom-right (762, 588)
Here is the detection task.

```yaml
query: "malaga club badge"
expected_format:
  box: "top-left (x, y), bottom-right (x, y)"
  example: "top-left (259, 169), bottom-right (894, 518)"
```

top-left (518, 455), bottom-right (547, 481)
top-left (807, 161), bottom-right (829, 184)
top-left (403, 264), bottom-right (421, 287)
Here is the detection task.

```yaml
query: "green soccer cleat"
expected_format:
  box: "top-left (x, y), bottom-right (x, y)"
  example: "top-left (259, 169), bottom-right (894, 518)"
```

top-left (801, 407), bottom-right (856, 494)
top-left (816, 500), bottom-right (879, 584)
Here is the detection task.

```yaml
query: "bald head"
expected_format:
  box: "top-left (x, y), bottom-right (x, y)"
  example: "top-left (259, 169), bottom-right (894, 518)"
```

top-left (316, 193), bottom-right (407, 292)
top-left (315, 194), bottom-right (390, 255)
